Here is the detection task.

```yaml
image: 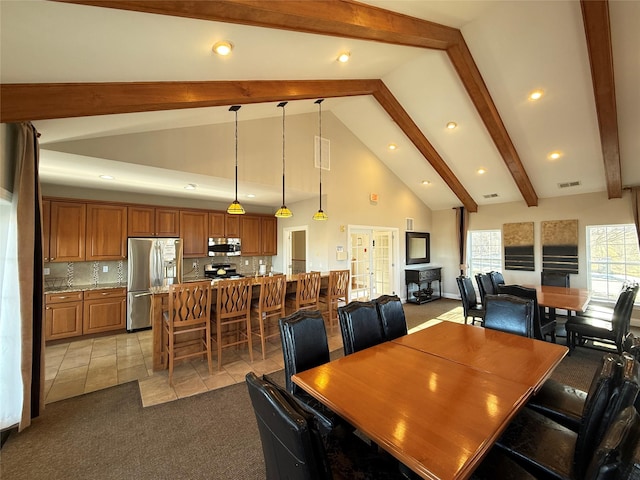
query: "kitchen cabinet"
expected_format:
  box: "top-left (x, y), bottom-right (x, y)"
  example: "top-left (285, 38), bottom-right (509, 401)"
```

top-left (226, 214), bottom-right (240, 237)
top-left (261, 216), bottom-right (277, 255)
top-left (45, 291), bottom-right (83, 341)
top-left (208, 212), bottom-right (226, 238)
top-left (240, 215), bottom-right (261, 256)
top-left (48, 201), bottom-right (86, 262)
top-left (42, 199), bottom-right (51, 262)
top-left (128, 206), bottom-right (179, 237)
top-left (83, 288), bottom-right (127, 335)
top-left (180, 210), bottom-right (208, 257)
top-left (86, 204), bottom-right (127, 261)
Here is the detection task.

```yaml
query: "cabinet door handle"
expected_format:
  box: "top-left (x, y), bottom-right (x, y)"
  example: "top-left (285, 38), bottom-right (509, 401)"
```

top-left (58, 296), bottom-right (67, 300)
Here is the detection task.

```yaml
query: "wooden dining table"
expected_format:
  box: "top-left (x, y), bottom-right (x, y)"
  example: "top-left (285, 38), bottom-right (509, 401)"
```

top-left (292, 322), bottom-right (568, 480)
top-left (526, 284), bottom-right (591, 312)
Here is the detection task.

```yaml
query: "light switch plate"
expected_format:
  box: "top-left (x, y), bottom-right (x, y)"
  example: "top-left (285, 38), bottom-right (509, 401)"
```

top-left (102, 266), bottom-right (109, 273)
top-left (44, 267), bottom-right (50, 275)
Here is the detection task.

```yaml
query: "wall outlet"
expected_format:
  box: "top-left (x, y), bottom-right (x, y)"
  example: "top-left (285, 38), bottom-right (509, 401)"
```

top-left (192, 261), bottom-right (197, 268)
top-left (44, 267), bottom-right (50, 275)
top-left (245, 260), bottom-right (249, 265)
top-left (102, 266), bottom-right (109, 273)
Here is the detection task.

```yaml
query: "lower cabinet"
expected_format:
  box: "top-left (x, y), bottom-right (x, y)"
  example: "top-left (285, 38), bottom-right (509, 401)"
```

top-left (83, 288), bottom-right (127, 335)
top-left (45, 291), bottom-right (84, 341)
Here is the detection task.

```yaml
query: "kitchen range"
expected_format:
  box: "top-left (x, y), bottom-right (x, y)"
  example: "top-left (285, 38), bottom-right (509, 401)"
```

top-left (204, 263), bottom-right (245, 280)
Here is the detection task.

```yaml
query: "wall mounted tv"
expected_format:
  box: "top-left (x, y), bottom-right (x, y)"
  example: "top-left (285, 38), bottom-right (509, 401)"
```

top-left (406, 231), bottom-right (430, 265)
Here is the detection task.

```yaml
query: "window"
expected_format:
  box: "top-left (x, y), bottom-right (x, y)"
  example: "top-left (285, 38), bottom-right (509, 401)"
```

top-left (467, 230), bottom-right (502, 278)
top-left (587, 224), bottom-right (640, 301)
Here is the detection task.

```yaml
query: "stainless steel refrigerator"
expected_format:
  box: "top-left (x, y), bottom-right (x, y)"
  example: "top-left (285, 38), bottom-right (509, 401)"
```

top-left (127, 237), bottom-right (183, 332)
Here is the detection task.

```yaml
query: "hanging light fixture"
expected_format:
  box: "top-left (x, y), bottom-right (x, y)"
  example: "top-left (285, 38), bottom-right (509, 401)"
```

top-left (227, 105), bottom-right (245, 215)
top-left (313, 98), bottom-right (328, 221)
top-left (275, 102), bottom-right (293, 218)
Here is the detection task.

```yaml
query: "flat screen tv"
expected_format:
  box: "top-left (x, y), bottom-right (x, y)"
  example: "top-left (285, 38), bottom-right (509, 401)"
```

top-left (406, 231), bottom-right (430, 265)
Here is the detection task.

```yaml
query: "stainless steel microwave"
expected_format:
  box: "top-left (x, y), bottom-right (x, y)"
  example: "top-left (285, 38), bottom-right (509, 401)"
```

top-left (208, 238), bottom-right (241, 256)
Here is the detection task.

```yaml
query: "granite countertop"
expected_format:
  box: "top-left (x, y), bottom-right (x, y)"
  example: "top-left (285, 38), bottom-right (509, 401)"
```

top-left (44, 283), bottom-right (127, 294)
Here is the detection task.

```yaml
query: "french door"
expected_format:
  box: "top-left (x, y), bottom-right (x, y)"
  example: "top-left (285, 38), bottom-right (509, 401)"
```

top-left (349, 227), bottom-right (396, 301)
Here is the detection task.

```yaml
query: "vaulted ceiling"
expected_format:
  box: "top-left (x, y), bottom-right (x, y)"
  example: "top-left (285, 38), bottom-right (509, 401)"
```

top-left (1, 0), bottom-right (638, 212)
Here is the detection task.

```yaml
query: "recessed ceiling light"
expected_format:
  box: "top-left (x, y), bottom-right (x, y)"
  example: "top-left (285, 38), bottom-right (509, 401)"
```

top-left (548, 151), bottom-right (562, 160)
top-left (337, 52), bottom-right (351, 63)
top-left (99, 175), bottom-right (114, 180)
top-left (477, 168), bottom-right (486, 175)
top-left (247, 194), bottom-right (256, 198)
top-left (388, 143), bottom-right (398, 151)
top-left (422, 180), bottom-right (431, 185)
top-left (184, 184), bottom-right (197, 190)
top-left (529, 90), bottom-right (544, 101)
top-left (212, 40), bottom-right (233, 56)
top-left (446, 122), bottom-right (457, 130)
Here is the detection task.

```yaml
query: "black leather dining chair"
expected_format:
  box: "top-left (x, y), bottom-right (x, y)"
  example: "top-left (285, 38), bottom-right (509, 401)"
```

top-left (624, 332), bottom-right (640, 361)
top-left (483, 294), bottom-right (534, 338)
top-left (496, 284), bottom-right (557, 342)
top-left (374, 294), bottom-right (407, 341)
top-left (475, 273), bottom-right (496, 305)
top-left (489, 271), bottom-right (505, 292)
top-left (495, 353), bottom-right (639, 480)
top-left (456, 276), bottom-right (485, 325)
top-left (565, 283), bottom-right (638, 354)
top-left (278, 309), bottom-right (341, 436)
top-left (337, 301), bottom-right (385, 356)
top-left (526, 353), bottom-right (620, 432)
top-left (541, 271), bottom-right (570, 321)
top-left (245, 372), bottom-right (406, 480)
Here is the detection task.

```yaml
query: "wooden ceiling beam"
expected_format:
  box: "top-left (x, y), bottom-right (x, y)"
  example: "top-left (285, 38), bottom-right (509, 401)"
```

top-left (0, 80), bottom-right (379, 122)
top-left (374, 82), bottom-right (478, 212)
top-left (39, 0), bottom-right (537, 208)
top-left (581, 0), bottom-right (622, 199)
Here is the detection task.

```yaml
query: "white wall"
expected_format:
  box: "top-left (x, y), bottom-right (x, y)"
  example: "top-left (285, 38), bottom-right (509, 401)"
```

top-left (432, 191), bottom-right (639, 323)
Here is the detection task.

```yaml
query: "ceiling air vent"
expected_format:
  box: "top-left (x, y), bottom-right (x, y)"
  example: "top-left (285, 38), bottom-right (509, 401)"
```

top-left (483, 193), bottom-right (499, 199)
top-left (558, 181), bottom-right (581, 189)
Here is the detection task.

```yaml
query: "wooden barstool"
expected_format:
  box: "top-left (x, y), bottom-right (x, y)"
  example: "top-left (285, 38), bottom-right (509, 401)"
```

top-left (211, 277), bottom-right (253, 370)
top-left (286, 271), bottom-right (321, 314)
top-left (163, 281), bottom-right (213, 386)
top-left (251, 274), bottom-right (286, 360)
top-left (319, 270), bottom-right (349, 332)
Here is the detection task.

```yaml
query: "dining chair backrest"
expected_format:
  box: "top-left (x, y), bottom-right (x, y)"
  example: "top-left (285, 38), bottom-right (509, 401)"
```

top-left (541, 271), bottom-right (570, 287)
top-left (323, 269), bottom-right (349, 331)
top-left (483, 294), bottom-right (534, 338)
top-left (213, 277), bottom-right (254, 369)
top-left (489, 271), bottom-right (505, 291)
top-left (168, 280), bottom-right (211, 328)
top-left (245, 372), bottom-right (331, 480)
top-left (295, 271), bottom-right (322, 311)
top-left (496, 284), bottom-right (545, 340)
top-left (573, 353), bottom-right (640, 479)
top-left (374, 294), bottom-right (407, 341)
top-left (610, 284), bottom-right (638, 348)
top-left (475, 273), bottom-right (496, 304)
top-left (584, 406), bottom-right (640, 480)
top-left (457, 276), bottom-right (479, 310)
top-left (279, 309), bottom-right (330, 396)
top-left (338, 301), bottom-right (384, 356)
top-left (253, 274), bottom-right (287, 360)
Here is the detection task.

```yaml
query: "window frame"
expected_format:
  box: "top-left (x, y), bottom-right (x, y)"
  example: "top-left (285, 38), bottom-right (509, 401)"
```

top-left (467, 229), bottom-right (503, 279)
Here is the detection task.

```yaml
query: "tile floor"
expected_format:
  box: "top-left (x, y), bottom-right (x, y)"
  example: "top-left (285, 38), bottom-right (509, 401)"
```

top-left (45, 326), bottom-right (346, 408)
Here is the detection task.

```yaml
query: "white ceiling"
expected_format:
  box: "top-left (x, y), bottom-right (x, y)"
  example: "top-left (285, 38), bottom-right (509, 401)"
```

top-left (1, 0), bottom-right (638, 212)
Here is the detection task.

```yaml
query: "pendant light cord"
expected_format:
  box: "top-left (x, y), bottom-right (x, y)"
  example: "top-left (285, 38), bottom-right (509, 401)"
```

top-left (234, 109), bottom-right (239, 202)
top-left (318, 100), bottom-right (323, 210)
top-left (282, 103), bottom-right (286, 206)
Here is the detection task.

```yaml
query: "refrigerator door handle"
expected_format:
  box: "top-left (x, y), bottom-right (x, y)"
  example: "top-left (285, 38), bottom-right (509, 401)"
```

top-left (134, 292), bottom-right (153, 298)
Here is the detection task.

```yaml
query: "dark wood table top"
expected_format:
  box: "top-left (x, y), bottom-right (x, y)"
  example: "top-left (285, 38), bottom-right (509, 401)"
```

top-left (293, 322), bottom-right (568, 480)
top-left (525, 284), bottom-right (591, 311)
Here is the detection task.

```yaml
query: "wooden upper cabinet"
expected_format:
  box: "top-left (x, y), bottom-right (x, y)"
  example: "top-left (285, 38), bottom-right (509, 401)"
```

top-left (226, 214), bottom-right (240, 238)
top-left (86, 204), bottom-right (127, 261)
top-left (49, 201), bottom-right (86, 262)
top-left (261, 216), bottom-right (277, 256)
top-left (240, 215), bottom-right (261, 256)
top-left (180, 210), bottom-right (208, 258)
top-left (42, 199), bottom-right (51, 262)
top-left (128, 206), bottom-right (179, 237)
top-left (208, 212), bottom-right (226, 238)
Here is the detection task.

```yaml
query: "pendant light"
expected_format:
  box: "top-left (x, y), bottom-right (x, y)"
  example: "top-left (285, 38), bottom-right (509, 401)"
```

top-left (275, 101), bottom-right (293, 218)
top-left (227, 105), bottom-right (245, 215)
top-left (312, 98), bottom-right (328, 221)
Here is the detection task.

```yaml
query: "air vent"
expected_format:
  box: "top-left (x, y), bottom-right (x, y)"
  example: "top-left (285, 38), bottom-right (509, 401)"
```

top-left (406, 218), bottom-right (414, 231)
top-left (558, 181), bottom-right (581, 189)
top-left (483, 193), bottom-right (499, 199)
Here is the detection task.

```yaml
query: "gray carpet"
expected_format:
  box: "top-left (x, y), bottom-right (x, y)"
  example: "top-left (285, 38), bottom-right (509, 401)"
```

top-left (1, 299), bottom-right (609, 480)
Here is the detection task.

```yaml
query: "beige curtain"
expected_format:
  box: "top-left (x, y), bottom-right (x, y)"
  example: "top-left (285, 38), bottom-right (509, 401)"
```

top-left (632, 187), bottom-right (640, 251)
top-left (455, 207), bottom-right (469, 276)
top-left (16, 123), bottom-right (44, 431)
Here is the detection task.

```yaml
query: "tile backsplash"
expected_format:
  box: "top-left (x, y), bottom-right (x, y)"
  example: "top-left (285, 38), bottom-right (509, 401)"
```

top-left (44, 255), bottom-right (273, 288)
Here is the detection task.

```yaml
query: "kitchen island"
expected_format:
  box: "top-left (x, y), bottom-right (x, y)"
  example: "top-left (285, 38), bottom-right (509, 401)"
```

top-left (150, 273), bottom-right (329, 370)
